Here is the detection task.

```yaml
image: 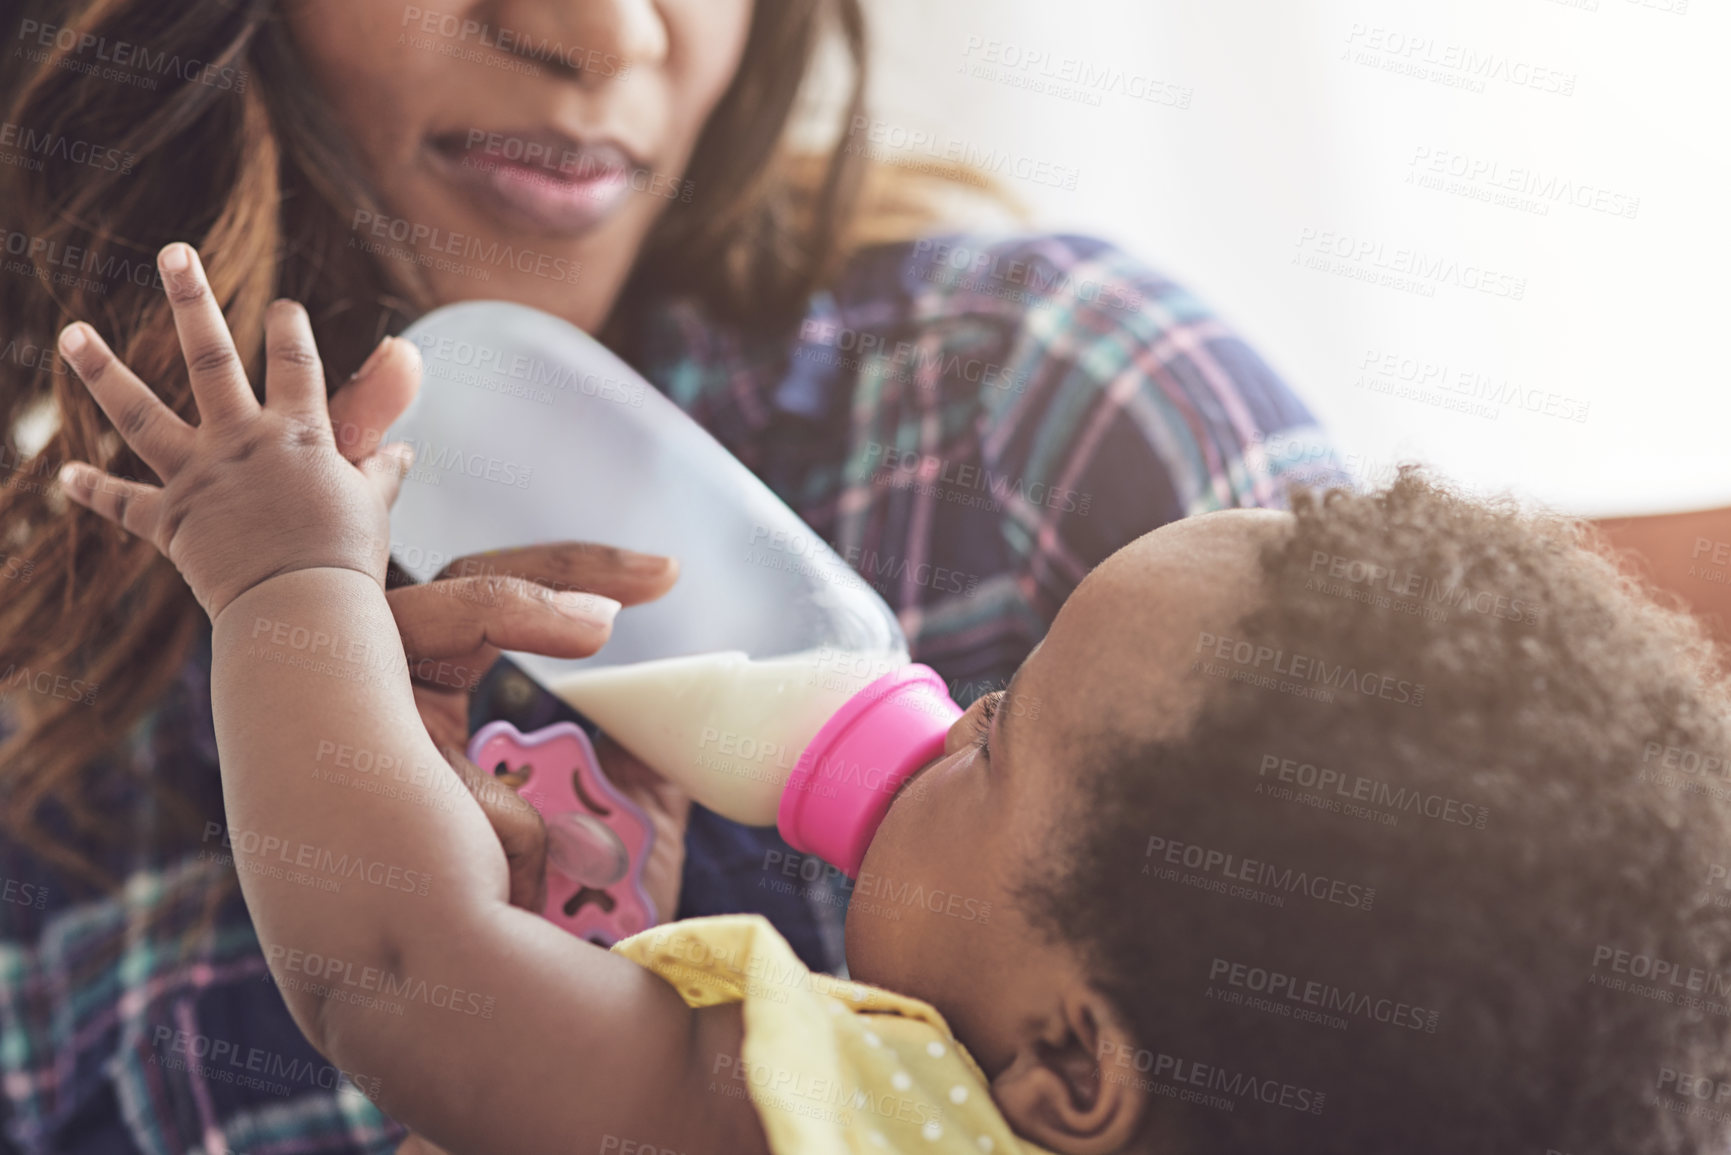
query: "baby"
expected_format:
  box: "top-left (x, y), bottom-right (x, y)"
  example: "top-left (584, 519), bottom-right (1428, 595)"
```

top-left (53, 244), bottom-right (1731, 1155)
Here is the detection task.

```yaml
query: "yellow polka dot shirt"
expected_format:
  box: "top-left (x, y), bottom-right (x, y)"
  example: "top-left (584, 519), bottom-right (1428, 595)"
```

top-left (613, 915), bottom-right (1058, 1155)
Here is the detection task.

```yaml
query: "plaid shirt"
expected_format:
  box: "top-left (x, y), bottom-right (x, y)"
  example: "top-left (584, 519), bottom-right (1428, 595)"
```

top-left (0, 231), bottom-right (1341, 1154)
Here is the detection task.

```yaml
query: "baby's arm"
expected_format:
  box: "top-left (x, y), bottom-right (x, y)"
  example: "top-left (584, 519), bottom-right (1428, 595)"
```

top-left (55, 245), bottom-right (769, 1155)
top-left (210, 569), bottom-right (765, 1155)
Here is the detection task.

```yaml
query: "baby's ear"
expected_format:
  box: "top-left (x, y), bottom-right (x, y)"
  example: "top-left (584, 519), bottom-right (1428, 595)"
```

top-left (990, 988), bottom-right (1146, 1154)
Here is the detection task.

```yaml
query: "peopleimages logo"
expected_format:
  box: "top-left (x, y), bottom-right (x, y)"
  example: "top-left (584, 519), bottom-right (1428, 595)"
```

top-left (1640, 741), bottom-right (1731, 781)
top-left (15, 20), bottom-right (249, 93)
top-left (349, 210), bottom-right (584, 285)
top-left (202, 823), bottom-right (433, 896)
top-left (1305, 548), bottom-right (1542, 626)
top-left (845, 115), bottom-right (1082, 191)
top-left (265, 945), bottom-right (496, 1018)
top-left (1590, 945), bottom-right (1731, 1001)
top-left (0, 121), bottom-right (136, 174)
top-left (0, 662), bottom-right (98, 706)
top-left (798, 318), bottom-right (1030, 392)
top-left (397, 438), bottom-right (534, 490)
top-left (1096, 1042), bottom-right (1326, 1115)
top-left (852, 870), bottom-right (993, 924)
top-left (0, 228), bottom-right (163, 289)
top-left (864, 442), bottom-right (1092, 515)
top-left (1406, 146), bottom-right (1640, 221)
top-left (910, 238), bottom-right (1145, 314)
top-left (1341, 23), bottom-right (1577, 96)
top-left (0, 878), bottom-right (47, 910)
top-left (414, 333), bottom-right (646, 407)
top-left (1293, 227), bottom-right (1527, 301)
top-left (1354, 346), bottom-right (1590, 425)
top-left (1143, 835), bottom-right (1376, 911)
top-left (1206, 957), bottom-right (1440, 1033)
top-left (398, 6), bottom-right (633, 77)
top-left (1194, 631), bottom-right (1425, 708)
top-left (841, 544), bottom-right (980, 597)
top-left (1256, 754), bottom-right (1490, 830)
top-left (150, 1025), bottom-right (382, 1100)
top-left (958, 37), bottom-right (1194, 110)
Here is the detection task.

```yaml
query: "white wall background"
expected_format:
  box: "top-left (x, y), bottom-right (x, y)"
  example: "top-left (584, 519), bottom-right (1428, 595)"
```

top-left (821, 0), bottom-right (1729, 518)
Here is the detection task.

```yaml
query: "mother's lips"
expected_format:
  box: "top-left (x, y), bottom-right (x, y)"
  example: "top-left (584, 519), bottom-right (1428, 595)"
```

top-left (424, 130), bottom-right (638, 236)
top-left (428, 129), bottom-right (640, 180)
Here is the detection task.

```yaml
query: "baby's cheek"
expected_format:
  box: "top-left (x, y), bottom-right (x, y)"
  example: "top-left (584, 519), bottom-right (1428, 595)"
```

top-left (860, 799), bottom-right (916, 881)
top-left (856, 788), bottom-right (942, 916)
top-left (875, 774), bottom-right (944, 861)
top-left (859, 746), bottom-right (980, 898)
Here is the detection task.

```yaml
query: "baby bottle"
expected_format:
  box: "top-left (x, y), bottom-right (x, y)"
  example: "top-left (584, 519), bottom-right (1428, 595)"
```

top-left (381, 302), bottom-right (961, 931)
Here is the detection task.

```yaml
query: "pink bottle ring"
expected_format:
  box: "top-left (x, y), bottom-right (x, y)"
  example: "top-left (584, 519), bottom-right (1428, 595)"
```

top-left (777, 664), bottom-right (963, 879)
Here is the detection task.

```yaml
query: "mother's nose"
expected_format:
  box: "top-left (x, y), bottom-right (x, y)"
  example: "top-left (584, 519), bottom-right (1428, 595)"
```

top-left (484, 0), bottom-right (669, 81)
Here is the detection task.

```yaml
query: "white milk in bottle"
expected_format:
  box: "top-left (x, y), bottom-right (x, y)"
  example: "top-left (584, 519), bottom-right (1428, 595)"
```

top-left (551, 649), bottom-right (895, 825)
top-left (383, 302), bottom-right (964, 877)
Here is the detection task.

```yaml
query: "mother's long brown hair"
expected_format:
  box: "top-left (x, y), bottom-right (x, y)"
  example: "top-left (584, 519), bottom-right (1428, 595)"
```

top-left (0, 0), bottom-right (957, 889)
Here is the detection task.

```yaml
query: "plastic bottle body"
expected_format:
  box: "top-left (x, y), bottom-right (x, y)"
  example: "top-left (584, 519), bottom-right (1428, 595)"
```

top-left (383, 302), bottom-right (916, 823)
top-left (549, 647), bottom-right (905, 824)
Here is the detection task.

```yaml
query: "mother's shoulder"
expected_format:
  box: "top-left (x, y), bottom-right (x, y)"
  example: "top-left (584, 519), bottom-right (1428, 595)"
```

top-left (833, 229), bottom-right (1203, 338)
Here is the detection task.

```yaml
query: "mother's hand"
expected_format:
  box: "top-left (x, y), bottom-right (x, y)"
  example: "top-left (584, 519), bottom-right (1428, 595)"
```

top-left (389, 543), bottom-right (684, 916)
top-left (326, 341), bottom-right (688, 917)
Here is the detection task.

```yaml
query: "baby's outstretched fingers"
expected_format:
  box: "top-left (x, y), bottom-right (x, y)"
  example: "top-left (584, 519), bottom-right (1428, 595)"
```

top-left (157, 243), bottom-right (262, 427)
top-left (57, 322), bottom-right (192, 481)
top-left (262, 299), bottom-right (332, 430)
top-left (51, 248), bottom-right (399, 623)
top-left (55, 462), bottom-right (163, 544)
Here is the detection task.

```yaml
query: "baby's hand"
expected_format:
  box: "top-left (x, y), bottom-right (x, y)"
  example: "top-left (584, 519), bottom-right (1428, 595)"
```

top-left (55, 243), bottom-right (417, 624)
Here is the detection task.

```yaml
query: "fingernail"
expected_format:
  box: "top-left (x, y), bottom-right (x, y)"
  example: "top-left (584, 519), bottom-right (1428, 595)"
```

top-left (159, 243), bottom-right (192, 272)
top-left (349, 336), bottom-right (392, 382)
top-left (56, 463), bottom-right (81, 488)
top-left (618, 548), bottom-right (673, 574)
top-left (551, 590), bottom-right (621, 627)
top-left (58, 324), bottom-right (87, 354)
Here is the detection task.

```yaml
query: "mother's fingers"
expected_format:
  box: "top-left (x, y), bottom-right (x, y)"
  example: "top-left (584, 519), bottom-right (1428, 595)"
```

top-left (433, 542), bottom-right (679, 608)
top-left (441, 747), bottom-right (548, 912)
top-left (56, 462), bottom-right (163, 544)
top-left (157, 243), bottom-right (261, 427)
top-left (262, 300), bottom-right (329, 428)
top-left (387, 575), bottom-right (622, 685)
top-left (329, 338), bottom-right (422, 466)
top-left (57, 323), bottom-right (194, 480)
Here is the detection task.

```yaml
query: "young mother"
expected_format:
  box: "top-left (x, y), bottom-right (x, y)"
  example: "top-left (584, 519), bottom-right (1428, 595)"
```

top-left (0, 1), bottom-right (1337, 1151)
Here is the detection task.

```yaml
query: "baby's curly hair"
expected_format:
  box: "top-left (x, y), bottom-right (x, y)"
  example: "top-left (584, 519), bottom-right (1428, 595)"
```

top-left (1025, 468), bottom-right (1731, 1153)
